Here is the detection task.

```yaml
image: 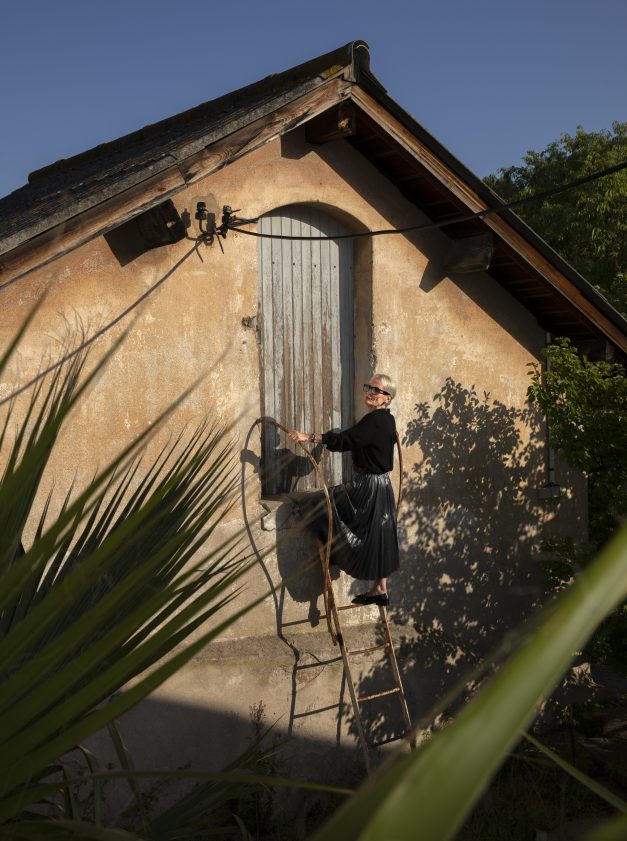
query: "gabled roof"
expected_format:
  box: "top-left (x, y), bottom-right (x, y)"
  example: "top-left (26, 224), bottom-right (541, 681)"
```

top-left (1, 40), bottom-right (625, 355)
top-left (0, 42), bottom-right (362, 255)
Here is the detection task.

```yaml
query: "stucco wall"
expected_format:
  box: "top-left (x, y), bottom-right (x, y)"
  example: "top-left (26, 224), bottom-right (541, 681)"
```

top-left (0, 127), bottom-right (587, 793)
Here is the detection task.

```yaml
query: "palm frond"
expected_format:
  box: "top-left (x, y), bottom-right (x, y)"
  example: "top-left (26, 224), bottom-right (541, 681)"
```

top-left (0, 324), bottom-right (263, 830)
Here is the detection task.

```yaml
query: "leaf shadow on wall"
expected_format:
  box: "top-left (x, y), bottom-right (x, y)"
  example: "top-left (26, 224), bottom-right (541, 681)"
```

top-left (346, 378), bottom-right (551, 749)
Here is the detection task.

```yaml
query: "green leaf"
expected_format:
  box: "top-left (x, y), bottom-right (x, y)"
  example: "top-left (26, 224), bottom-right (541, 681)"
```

top-left (106, 723), bottom-right (151, 839)
top-left (522, 732), bottom-right (627, 813)
top-left (309, 523), bottom-right (627, 841)
top-left (77, 746), bottom-right (102, 828)
top-left (581, 812), bottom-right (627, 841)
top-left (71, 769), bottom-right (352, 797)
top-left (1, 819), bottom-right (147, 840)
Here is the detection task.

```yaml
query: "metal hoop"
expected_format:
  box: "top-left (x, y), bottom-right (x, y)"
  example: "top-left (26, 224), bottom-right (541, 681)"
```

top-left (254, 418), bottom-right (334, 571)
top-left (395, 429), bottom-right (404, 513)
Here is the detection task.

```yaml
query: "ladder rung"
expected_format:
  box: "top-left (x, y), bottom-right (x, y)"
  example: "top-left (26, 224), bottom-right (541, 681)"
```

top-left (347, 642), bottom-right (389, 656)
top-left (358, 687), bottom-right (401, 702)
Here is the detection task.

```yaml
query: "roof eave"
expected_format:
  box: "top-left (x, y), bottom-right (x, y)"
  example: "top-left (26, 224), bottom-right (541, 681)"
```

top-left (352, 72), bottom-right (627, 342)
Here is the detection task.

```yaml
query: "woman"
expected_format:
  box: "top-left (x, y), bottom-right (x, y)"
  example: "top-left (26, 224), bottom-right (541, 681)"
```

top-left (288, 373), bottom-right (399, 606)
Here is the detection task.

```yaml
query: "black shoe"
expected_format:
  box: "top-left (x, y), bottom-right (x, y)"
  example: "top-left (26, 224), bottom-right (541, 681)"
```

top-left (351, 592), bottom-right (389, 606)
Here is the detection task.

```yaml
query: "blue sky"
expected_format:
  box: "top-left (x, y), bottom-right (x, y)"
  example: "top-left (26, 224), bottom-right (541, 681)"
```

top-left (1, 0), bottom-right (625, 199)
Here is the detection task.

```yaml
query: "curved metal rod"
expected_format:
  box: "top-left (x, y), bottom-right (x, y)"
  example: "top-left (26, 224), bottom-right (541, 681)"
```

top-left (395, 430), bottom-right (404, 514)
top-left (254, 417), bottom-right (334, 573)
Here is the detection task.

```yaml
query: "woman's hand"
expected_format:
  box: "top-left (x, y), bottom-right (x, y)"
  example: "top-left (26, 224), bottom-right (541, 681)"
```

top-left (289, 430), bottom-right (310, 443)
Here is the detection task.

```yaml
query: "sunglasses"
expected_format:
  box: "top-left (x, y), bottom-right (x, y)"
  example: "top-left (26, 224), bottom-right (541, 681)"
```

top-left (363, 383), bottom-right (390, 396)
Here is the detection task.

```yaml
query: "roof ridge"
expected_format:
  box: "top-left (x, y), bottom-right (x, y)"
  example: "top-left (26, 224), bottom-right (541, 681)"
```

top-left (26, 41), bottom-right (366, 187)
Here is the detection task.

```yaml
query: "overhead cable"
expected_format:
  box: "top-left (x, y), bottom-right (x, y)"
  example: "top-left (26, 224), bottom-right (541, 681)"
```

top-left (1, 160), bottom-right (624, 295)
top-left (227, 160), bottom-right (627, 241)
top-left (0, 160), bottom-right (624, 404)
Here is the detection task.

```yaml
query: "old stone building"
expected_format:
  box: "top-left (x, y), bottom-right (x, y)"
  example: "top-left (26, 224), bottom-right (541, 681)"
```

top-left (1, 41), bottom-right (625, 790)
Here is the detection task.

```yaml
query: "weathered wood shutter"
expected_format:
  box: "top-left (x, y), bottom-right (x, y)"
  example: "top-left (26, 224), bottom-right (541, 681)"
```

top-left (258, 205), bottom-right (354, 494)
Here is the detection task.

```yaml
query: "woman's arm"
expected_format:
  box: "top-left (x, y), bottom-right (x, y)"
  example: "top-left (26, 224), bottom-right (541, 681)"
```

top-left (290, 414), bottom-right (379, 450)
top-left (302, 415), bottom-right (377, 451)
top-left (288, 430), bottom-right (322, 445)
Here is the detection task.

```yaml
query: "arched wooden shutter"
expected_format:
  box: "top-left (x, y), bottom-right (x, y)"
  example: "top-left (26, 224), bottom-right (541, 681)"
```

top-left (258, 205), bottom-right (354, 494)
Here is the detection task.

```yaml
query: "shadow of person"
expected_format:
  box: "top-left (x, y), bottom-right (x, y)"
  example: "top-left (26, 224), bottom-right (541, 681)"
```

top-left (346, 378), bottom-right (554, 748)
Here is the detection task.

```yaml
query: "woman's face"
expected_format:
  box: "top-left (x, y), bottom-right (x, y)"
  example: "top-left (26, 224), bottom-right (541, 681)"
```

top-left (364, 376), bottom-right (392, 412)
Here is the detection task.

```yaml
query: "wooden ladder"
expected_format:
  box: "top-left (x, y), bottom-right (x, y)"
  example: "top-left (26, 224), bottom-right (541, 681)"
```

top-left (318, 542), bottom-right (413, 773)
top-left (252, 418), bottom-right (411, 772)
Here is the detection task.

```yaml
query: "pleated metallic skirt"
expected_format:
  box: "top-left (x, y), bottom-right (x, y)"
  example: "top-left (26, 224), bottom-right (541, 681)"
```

top-left (300, 469), bottom-right (399, 581)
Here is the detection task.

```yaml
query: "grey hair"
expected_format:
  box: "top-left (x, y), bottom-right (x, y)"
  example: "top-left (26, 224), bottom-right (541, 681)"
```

top-left (373, 373), bottom-right (396, 400)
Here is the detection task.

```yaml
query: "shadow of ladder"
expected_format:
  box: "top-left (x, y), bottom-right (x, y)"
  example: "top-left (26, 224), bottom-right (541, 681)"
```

top-left (317, 541), bottom-right (413, 774)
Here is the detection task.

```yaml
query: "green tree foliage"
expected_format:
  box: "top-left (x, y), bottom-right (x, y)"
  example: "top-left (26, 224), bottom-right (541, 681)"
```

top-left (527, 338), bottom-right (627, 545)
top-left (527, 339), bottom-right (627, 678)
top-left (485, 122), bottom-right (627, 315)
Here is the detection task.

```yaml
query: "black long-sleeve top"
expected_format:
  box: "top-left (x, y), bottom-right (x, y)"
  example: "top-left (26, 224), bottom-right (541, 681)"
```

top-left (321, 409), bottom-right (396, 474)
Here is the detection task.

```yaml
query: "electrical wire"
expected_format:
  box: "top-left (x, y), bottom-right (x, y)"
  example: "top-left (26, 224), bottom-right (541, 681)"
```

top-left (1, 159), bottom-right (624, 296)
top-left (0, 159), bottom-right (624, 405)
top-left (0, 239), bottom-right (205, 409)
top-left (227, 160), bottom-right (627, 241)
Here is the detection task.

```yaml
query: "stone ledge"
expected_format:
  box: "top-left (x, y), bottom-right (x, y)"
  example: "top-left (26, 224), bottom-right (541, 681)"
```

top-left (188, 618), bottom-right (414, 663)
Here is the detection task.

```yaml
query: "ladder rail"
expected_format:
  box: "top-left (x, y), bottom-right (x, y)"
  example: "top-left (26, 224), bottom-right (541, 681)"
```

top-left (379, 605), bottom-right (413, 733)
top-left (318, 540), bottom-right (371, 772)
